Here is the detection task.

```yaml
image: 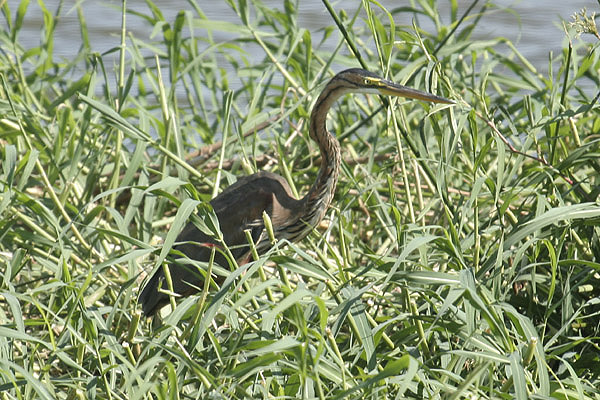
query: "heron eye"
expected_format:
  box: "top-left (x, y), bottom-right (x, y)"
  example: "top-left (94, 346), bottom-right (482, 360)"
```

top-left (363, 78), bottom-right (371, 85)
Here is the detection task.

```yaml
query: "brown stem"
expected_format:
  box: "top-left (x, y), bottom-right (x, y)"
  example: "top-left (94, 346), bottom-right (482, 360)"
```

top-left (473, 109), bottom-right (576, 186)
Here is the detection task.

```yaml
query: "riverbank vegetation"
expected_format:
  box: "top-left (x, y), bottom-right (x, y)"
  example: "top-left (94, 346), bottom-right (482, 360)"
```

top-left (1, 0), bottom-right (599, 398)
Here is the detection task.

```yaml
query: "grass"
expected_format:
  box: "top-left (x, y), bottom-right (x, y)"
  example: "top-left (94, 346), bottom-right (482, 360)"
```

top-left (1, 0), bottom-right (600, 398)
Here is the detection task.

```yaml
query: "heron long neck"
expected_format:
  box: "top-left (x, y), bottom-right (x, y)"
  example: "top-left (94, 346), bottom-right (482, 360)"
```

top-left (299, 85), bottom-right (345, 229)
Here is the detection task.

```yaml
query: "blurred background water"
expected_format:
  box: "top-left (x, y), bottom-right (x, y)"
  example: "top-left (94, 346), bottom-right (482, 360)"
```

top-left (3, 0), bottom-right (597, 73)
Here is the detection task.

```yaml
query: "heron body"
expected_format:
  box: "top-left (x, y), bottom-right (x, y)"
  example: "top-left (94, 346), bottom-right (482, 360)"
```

top-left (139, 68), bottom-right (452, 316)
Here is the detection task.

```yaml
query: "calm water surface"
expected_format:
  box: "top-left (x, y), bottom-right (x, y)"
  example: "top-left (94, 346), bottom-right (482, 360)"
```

top-left (4, 0), bottom-right (597, 73)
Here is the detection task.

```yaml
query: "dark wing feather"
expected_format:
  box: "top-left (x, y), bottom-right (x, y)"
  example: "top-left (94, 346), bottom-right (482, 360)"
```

top-left (139, 171), bottom-right (302, 316)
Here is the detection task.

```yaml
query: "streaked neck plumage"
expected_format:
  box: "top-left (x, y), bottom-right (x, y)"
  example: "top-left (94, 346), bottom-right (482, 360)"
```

top-left (298, 82), bottom-right (348, 235)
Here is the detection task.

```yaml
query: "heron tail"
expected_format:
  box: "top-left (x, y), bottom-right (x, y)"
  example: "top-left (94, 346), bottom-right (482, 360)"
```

top-left (138, 269), bottom-right (169, 316)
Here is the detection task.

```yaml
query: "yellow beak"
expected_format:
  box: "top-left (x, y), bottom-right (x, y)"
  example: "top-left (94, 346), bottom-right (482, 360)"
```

top-left (378, 80), bottom-right (453, 104)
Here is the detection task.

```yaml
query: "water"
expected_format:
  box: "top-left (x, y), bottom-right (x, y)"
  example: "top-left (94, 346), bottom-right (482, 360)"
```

top-left (3, 0), bottom-right (597, 74)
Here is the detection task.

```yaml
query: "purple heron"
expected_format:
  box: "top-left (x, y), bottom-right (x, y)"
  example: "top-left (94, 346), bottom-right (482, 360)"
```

top-left (139, 68), bottom-right (452, 316)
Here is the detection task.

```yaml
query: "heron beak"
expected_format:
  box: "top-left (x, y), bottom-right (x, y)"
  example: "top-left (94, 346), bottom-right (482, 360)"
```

top-left (378, 80), bottom-right (454, 104)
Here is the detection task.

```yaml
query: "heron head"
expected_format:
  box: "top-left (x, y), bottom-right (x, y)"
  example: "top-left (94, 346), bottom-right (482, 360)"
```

top-left (334, 68), bottom-right (453, 104)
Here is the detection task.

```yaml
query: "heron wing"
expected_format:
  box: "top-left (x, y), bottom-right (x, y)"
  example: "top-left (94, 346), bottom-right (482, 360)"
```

top-left (139, 171), bottom-right (302, 315)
